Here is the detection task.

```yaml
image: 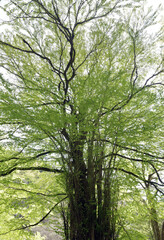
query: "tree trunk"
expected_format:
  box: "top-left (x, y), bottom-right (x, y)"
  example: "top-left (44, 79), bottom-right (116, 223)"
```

top-left (146, 175), bottom-right (161, 240)
top-left (150, 211), bottom-right (161, 240)
top-left (69, 140), bottom-right (90, 240)
top-left (66, 136), bottom-right (117, 240)
top-left (161, 221), bottom-right (164, 240)
top-left (96, 150), bottom-right (103, 239)
top-left (87, 138), bottom-right (96, 240)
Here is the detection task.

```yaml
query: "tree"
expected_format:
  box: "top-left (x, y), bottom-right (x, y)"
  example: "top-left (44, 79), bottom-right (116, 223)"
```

top-left (0, 0), bottom-right (164, 239)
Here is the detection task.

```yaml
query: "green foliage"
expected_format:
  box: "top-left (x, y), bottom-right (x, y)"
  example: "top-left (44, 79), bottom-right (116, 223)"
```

top-left (0, 0), bottom-right (164, 239)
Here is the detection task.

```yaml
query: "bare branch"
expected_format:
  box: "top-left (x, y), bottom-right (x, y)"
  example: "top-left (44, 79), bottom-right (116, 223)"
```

top-left (75, 0), bottom-right (121, 27)
top-left (0, 40), bottom-right (62, 75)
top-left (129, 33), bottom-right (138, 89)
top-left (109, 153), bottom-right (164, 185)
top-left (144, 69), bottom-right (164, 87)
top-left (0, 166), bottom-right (63, 177)
top-left (0, 150), bottom-right (56, 163)
top-left (113, 167), bottom-right (164, 189)
top-left (3, 185), bottom-right (67, 198)
top-left (100, 139), bottom-right (164, 160)
top-left (0, 196), bottom-right (67, 236)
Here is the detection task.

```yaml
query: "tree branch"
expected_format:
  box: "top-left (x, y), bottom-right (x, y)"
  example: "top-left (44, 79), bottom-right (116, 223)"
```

top-left (0, 40), bottom-right (61, 75)
top-left (0, 166), bottom-right (63, 177)
top-left (113, 167), bottom-right (164, 189)
top-left (3, 184), bottom-right (67, 198)
top-left (0, 196), bottom-right (67, 236)
top-left (100, 139), bottom-right (164, 160)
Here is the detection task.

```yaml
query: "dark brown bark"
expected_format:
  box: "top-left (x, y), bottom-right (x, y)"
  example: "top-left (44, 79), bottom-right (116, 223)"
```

top-left (61, 204), bottom-right (69, 240)
top-left (68, 139), bottom-right (90, 240)
top-left (96, 150), bottom-right (103, 239)
top-left (146, 175), bottom-right (161, 240)
top-left (87, 136), bottom-right (96, 240)
top-left (63, 128), bottom-right (118, 240)
top-left (150, 207), bottom-right (161, 240)
top-left (161, 221), bottom-right (164, 240)
top-left (103, 173), bottom-right (112, 240)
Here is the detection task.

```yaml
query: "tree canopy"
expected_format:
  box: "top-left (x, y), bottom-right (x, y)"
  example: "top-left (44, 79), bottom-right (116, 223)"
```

top-left (0, 0), bottom-right (164, 239)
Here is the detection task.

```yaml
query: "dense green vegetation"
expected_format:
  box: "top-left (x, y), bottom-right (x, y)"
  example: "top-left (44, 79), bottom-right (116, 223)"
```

top-left (0, 0), bottom-right (164, 239)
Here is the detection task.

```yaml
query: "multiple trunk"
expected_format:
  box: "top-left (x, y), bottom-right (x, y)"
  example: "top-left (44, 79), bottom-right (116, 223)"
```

top-left (60, 133), bottom-right (164, 240)
top-left (61, 130), bottom-right (117, 240)
top-left (62, 141), bottom-right (164, 240)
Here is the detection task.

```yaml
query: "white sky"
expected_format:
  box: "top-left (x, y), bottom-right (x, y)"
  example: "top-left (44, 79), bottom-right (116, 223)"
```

top-left (0, 0), bottom-right (163, 20)
top-left (0, 0), bottom-right (163, 34)
top-left (149, 0), bottom-right (164, 7)
top-left (147, 0), bottom-right (164, 20)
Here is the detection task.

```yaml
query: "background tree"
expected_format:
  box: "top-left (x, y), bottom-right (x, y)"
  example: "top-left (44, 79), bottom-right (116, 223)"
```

top-left (0, 0), bottom-right (164, 239)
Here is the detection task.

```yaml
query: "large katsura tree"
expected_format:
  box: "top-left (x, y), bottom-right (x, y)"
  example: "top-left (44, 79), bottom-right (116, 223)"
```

top-left (0, 0), bottom-right (164, 239)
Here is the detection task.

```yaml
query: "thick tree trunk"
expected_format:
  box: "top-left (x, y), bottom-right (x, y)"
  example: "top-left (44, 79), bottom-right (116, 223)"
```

top-left (66, 136), bottom-right (117, 240)
top-left (87, 135), bottom-right (97, 240)
top-left (102, 174), bottom-right (112, 240)
top-left (69, 176), bottom-right (90, 239)
top-left (161, 221), bottom-right (164, 240)
top-left (146, 175), bottom-right (161, 240)
top-left (96, 151), bottom-right (103, 240)
top-left (150, 211), bottom-right (161, 240)
top-left (69, 140), bottom-right (90, 240)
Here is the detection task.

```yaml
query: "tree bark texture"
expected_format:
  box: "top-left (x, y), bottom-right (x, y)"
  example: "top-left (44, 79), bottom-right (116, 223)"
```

top-left (65, 136), bottom-right (117, 240)
top-left (161, 221), bottom-right (164, 240)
